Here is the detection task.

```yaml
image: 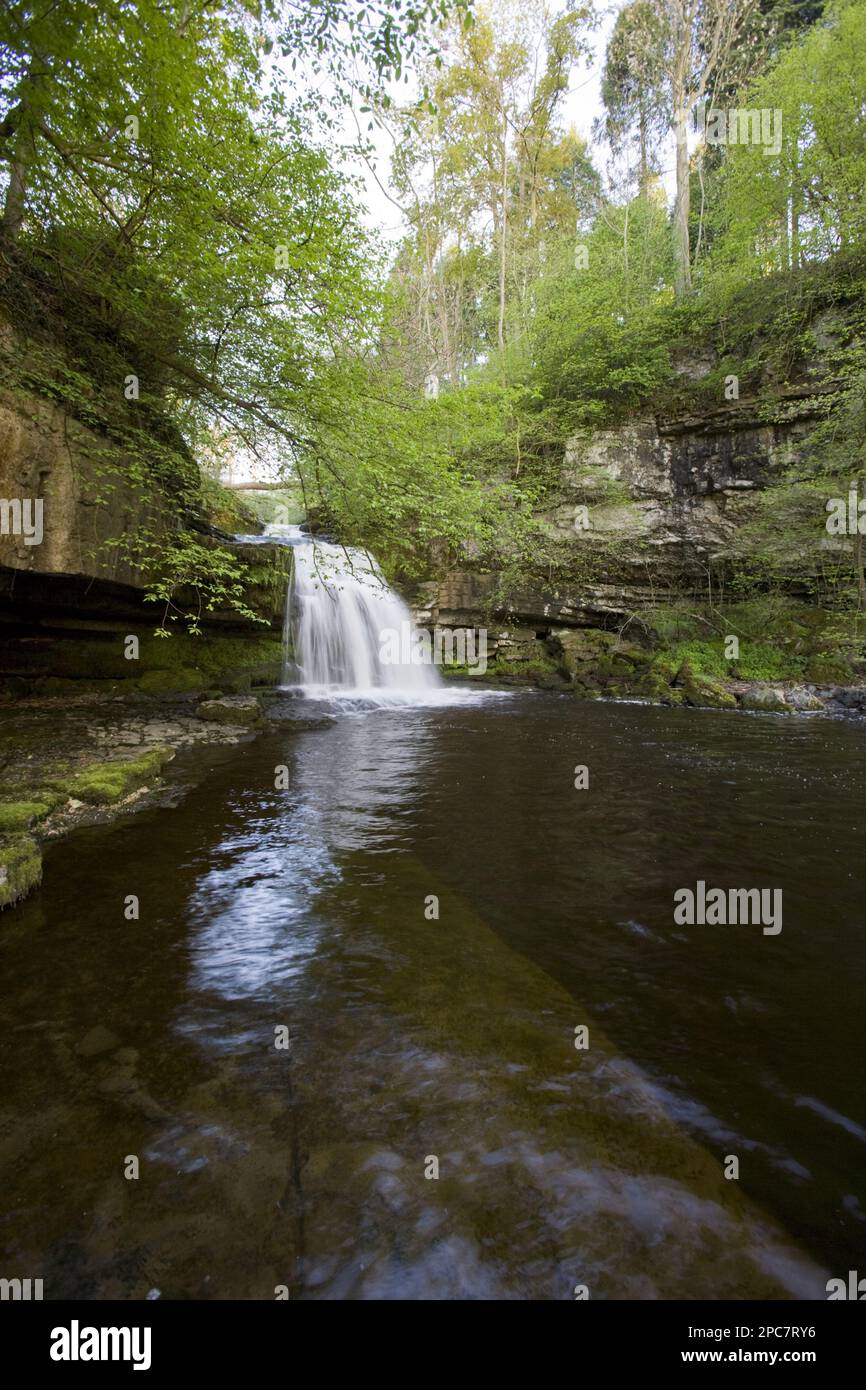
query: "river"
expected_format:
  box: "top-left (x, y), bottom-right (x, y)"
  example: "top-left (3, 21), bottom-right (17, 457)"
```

top-left (2, 692), bottom-right (864, 1298)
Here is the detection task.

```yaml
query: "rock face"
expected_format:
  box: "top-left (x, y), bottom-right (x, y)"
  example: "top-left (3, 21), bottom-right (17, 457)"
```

top-left (0, 378), bottom-right (175, 591)
top-left (0, 330), bottom-right (290, 687)
top-left (412, 386), bottom-right (865, 699)
top-left (0, 380), bottom-right (288, 623)
top-left (421, 395), bottom-right (828, 634)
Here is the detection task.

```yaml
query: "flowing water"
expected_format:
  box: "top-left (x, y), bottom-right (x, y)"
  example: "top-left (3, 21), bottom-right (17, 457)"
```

top-left (238, 524), bottom-right (442, 696)
top-left (285, 527), bottom-right (439, 696)
top-left (1, 691), bottom-right (864, 1299)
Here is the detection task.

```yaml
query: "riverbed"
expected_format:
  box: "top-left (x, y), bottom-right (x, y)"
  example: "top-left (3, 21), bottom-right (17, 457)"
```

top-left (1, 693), bottom-right (864, 1298)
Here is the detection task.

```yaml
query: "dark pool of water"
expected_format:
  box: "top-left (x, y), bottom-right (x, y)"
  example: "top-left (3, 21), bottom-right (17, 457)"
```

top-left (1, 694), bottom-right (864, 1299)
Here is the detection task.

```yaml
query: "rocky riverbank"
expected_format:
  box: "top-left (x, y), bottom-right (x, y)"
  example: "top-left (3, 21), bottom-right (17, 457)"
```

top-left (0, 692), bottom-right (332, 910)
top-left (439, 619), bottom-right (866, 715)
top-left (447, 660), bottom-right (866, 715)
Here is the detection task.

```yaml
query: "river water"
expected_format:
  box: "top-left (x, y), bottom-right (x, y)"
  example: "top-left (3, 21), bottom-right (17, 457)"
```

top-left (1, 693), bottom-right (864, 1299)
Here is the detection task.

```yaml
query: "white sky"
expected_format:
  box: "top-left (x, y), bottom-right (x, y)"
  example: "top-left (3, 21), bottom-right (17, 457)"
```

top-left (337, 0), bottom-right (681, 247)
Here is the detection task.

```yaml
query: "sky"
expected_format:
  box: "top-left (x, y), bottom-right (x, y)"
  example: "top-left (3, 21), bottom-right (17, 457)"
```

top-left (339, 1), bottom-right (628, 246)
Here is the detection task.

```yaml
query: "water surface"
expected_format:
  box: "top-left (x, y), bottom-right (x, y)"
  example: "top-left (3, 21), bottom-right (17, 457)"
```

top-left (1, 695), bottom-right (864, 1298)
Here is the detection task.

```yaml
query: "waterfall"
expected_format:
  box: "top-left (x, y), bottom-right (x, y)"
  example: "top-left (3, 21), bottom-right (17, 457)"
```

top-left (276, 526), bottom-right (440, 696)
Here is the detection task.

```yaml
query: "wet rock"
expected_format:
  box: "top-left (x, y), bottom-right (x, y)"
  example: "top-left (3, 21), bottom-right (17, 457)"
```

top-left (68, 747), bottom-right (175, 804)
top-left (196, 696), bottom-right (263, 727)
top-left (113, 1047), bottom-right (139, 1066)
top-left (739, 686), bottom-right (791, 713)
top-left (97, 1071), bottom-right (137, 1096)
top-left (76, 1024), bottom-right (120, 1057)
top-left (829, 685), bottom-right (866, 711)
top-left (785, 686), bottom-right (824, 712)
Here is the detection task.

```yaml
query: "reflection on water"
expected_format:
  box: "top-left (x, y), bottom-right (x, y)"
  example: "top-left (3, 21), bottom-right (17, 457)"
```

top-left (0, 695), bottom-right (863, 1298)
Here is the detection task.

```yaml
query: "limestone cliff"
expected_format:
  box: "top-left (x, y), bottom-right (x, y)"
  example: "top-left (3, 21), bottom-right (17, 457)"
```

top-left (413, 374), bottom-right (865, 696)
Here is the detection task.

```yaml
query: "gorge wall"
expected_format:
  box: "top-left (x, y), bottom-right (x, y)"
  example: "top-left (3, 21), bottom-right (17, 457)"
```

top-left (0, 326), bottom-right (289, 698)
top-left (413, 373), bottom-right (864, 697)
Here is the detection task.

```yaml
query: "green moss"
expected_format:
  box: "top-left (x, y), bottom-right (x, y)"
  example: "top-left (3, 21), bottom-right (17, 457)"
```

top-left (441, 663), bottom-right (488, 679)
top-left (0, 834), bottom-right (42, 910)
top-left (665, 636), bottom-right (806, 684)
top-left (30, 789), bottom-right (67, 812)
top-left (677, 663), bottom-right (737, 710)
top-left (0, 630), bottom-right (284, 697)
top-left (492, 658), bottom-right (562, 683)
top-left (134, 667), bottom-right (204, 695)
top-left (632, 656), bottom-right (683, 702)
top-left (68, 747), bottom-right (174, 804)
top-left (669, 641), bottom-right (728, 680)
top-left (733, 645), bottom-right (805, 681)
top-left (196, 697), bottom-right (263, 727)
top-left (804, 654), bottom-right (854, 684)
top-left (0, 801), bottom-right (51, 832)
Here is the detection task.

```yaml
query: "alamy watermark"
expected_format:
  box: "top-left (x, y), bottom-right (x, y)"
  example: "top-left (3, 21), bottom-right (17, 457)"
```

top-left (0, 497), bottom-right (43, 546)
top-left (50, 1321), bottom-right (151, 1370)
top-left (379, 622), bottom-right (487, 675)
top-left (674, 881), bottom-right (782, 936)
top-left (0, 1276), bottom-right (43, 1299)
top-left (694, 103), bottom-right (782, 158)
top-left (826, 1270), bottom-right (866, 1299)
top-left (825, 483), bottom-right (866, 535)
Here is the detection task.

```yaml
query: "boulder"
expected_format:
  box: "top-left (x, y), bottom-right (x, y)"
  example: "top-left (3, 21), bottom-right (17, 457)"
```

top-left (785, 686), bottom-right (824, 712)
top-left (739, 686), bottom-right (791, 712)
top-left (677, 663), bottom-right (737, 710)
top-left (828, 686), bottom-right (866, 711)
top-left (195, 695), bottom-right (263, 727)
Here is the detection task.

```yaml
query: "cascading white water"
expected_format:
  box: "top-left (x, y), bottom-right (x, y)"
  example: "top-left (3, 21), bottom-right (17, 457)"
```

top-left (279, 526), bottom-right (440, 696)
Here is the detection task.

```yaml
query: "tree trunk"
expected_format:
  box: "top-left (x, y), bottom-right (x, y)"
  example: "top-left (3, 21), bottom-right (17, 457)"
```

top-left (498, 105), bottom-right (507, 352)
top-left (1, 156), bottom-right (27, 239)
top-left (790, 134), bottom-right (800, 270)
top-left (673, 105), bottom-right (692, 298)
top-left (1, 78), bottom-right (32, 241)
top-left (638, 105), bottom-right (648, 194)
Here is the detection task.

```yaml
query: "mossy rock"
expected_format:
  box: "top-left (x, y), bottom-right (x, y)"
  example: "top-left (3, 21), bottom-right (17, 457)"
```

top-left (677, 663), bottom-right (737, 710)
top-left (0, 834), bottom-right (42, 910)
top-left (0, 801), bottom-right (51, 832)
top-left (135, 667), bottom-right (205, 695)
top-left (632, 659), bottom-right (683, 702)
top-left (68, 748), bottom-right (175, 804)
top-left (1, 630), bottom-right (284, 693)
top-left (739, 686), bottom-right (791, 713)
top-left (195, 696), bottom-right (263, 727)
top-left (31, 788), bottom-right (68, 812)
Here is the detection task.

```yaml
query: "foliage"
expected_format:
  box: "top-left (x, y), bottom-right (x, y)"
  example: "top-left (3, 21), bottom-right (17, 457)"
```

top-left (0, 0), bottom-right (477, 624)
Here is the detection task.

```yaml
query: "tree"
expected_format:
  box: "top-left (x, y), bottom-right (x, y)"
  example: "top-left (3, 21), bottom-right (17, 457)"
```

top-left (711, 0), bottom-right (866, 276)
top-left (383, 1), bottom-right (596, 381)
top-left (0, 0), bottom-right (482, 619)
top-left (599, 1), bottom-right (667, 193)
top-left (662, 0), bottom-right (758, 298)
